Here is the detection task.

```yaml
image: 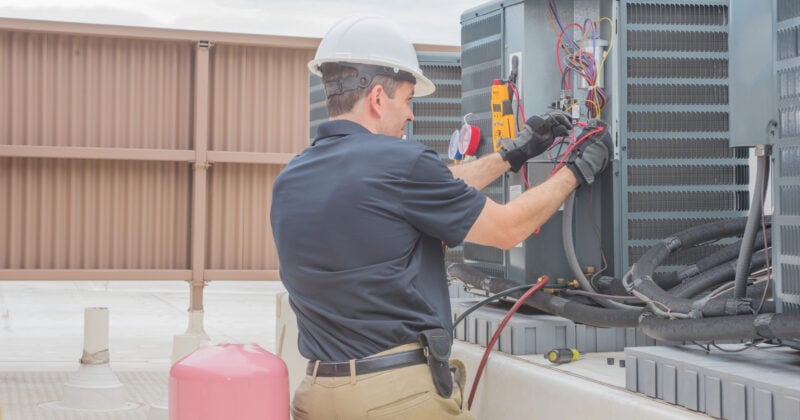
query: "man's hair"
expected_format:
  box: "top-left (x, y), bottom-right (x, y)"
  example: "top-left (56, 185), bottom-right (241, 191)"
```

top-left (320, 63), bottom-right (403, 117)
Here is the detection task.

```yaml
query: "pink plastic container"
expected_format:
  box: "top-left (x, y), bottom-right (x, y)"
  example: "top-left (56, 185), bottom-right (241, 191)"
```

top-left (169, 343), bottom-right (289, 420)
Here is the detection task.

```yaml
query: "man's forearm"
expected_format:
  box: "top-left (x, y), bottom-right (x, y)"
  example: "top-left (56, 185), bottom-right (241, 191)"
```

top-left (449, 153), bottom-right (511, 190)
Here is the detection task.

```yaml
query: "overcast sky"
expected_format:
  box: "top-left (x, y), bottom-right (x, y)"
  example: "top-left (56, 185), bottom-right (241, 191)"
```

top-left (0, 0), bottom-right (488, 45)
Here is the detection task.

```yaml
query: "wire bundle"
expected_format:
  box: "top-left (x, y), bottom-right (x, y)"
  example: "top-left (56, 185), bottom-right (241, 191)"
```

top-left (547, 0), bottom-right (613, 119)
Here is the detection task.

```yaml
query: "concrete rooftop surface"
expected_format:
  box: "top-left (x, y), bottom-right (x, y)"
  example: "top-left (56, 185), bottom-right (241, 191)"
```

top-left (0, 280), bottom-right (287, 420)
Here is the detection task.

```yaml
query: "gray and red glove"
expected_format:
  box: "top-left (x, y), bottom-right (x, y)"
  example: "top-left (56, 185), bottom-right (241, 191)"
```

top-left (500, 111), bottom-right (572, 172)
top-left (565, 122), bottom-right (613, 186)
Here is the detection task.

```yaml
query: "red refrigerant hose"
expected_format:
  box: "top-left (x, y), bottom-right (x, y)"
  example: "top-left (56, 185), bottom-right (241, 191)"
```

top-left (467, 276), bottom-right (550, 409)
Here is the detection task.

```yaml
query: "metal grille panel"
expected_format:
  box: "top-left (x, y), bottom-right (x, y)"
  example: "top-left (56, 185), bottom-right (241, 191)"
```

top-left (627, 30), bottom-right (728, 52)
top-left (627, 138), bottom-right (739, 159)
top-left (461, 7), bottom-right (504, 272)
top-left (629, 244), bottom-right (727, 268)
top-left (777, 27), bottom-right (800, 60)
top-left (627, 111), bottom-right (729, 132)
top-left (463, 243), bottom-right (504, 265)
top-left (780, 186), bottom-right (800, 216)
top-left (309, 74), bottom-right (326, 141)
top-left (628, 218), bottom-right (726, 240)
top-left (462, 63), bottom-right (503, 93)
top-left (780, 146), bottom-right (800, 177)
top-left (461, 13), bottom-right (501, 45)
top-left (628, 191), bottom-right (748, 213)
top-left (627, 84), bottom-right (728, 105)
top-left (778, 66), bottom-right (800, 100)
top-left (626, 3), bottom-right (728, 25)
top-left (779, 106), bottom-right (800, 137)
top-left (468, 262), bottom-right (506, 280)
top-left (627, 57), bottom-right (728, 79)
top-left (408, 120), bottom-right (455, 136)
top-left (412, 102), bottom-right (461, 118)
top-left (781, 264), bottom-right (800, 297)
top-left (627, 165), bottom-right (747, 186)
top-left (778, 0), bottom-right (800, 22)
top-left (775, 9), bottom-right (800, 326)
top-left (785, 301), bottom-right (800, 312)
top-left (781, 226), bottom-right (800, 257)
top-left (409, 52), bottom-right (462, 161)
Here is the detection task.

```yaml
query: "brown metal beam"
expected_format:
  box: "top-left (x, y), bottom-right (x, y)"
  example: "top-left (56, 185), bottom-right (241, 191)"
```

top-left (0, 17), bottom-right (320, 49)
top-left (204, 270), bottom-right (280, 281)
top-left (206, 151), bottom-right (294, 165)
top-left (0, 270), bottom-right (192, 281)
top-left (0, 145), bottom-right (195, 162)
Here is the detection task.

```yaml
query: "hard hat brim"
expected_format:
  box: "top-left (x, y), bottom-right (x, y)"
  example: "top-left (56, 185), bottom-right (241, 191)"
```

top-left (308, 58), bottom-right (436, 97)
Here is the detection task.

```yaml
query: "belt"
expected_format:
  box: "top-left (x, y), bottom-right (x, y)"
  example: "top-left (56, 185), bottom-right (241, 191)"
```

top-left (307, 349), bottom-right (427, 377)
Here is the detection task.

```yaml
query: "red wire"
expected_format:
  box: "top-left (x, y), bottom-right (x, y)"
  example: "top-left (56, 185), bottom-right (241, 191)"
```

top-left (467, 276), bottom-right (550, 410)
top-left (509, 83), bottom-right (526, 123)
top-left (521, 165), bottom-right (531, 189)
top-left (509, 82), bottom-right (530, 188)
top-left (549, 126), bottom-right (604, 176)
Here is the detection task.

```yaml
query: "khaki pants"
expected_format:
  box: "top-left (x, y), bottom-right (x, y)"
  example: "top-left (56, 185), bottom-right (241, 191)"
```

top-left (292, 343), bottom-right (474, 420)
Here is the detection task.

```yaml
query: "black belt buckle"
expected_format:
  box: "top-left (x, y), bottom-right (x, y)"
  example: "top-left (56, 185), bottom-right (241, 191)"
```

top-left (418, 328), bottom-right (453, 398)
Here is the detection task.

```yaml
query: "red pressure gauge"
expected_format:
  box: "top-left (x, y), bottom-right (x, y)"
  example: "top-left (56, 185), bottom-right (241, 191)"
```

top-left (458, 114), bottom-right (480, 157)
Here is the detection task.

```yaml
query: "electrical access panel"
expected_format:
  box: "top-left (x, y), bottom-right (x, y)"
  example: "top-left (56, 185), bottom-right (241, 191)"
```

top-left (460, 0), bottom-right (616, 284)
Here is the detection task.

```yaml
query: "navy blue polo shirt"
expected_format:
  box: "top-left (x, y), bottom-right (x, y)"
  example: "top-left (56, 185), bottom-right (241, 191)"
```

top-left (271, 120), bottom-right (486, 362)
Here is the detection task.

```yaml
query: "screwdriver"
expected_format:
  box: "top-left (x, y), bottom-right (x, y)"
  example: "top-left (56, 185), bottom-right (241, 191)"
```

top-left (545, 348), bottom-right (580, 364)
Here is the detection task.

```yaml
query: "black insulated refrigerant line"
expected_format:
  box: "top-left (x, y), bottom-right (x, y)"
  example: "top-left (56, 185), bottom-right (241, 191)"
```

top-left (624, 217), bottom-right (758, 317)
top-left (639, 313), bottom-right (800, 342)
top-left (733, 149), bottom-right (771, 300)
top-left (447, 263), bottom-right (642, 328)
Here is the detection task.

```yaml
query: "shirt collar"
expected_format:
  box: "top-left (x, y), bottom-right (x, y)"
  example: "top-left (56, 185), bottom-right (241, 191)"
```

top-left (314, 120), bottom-right (371, 144)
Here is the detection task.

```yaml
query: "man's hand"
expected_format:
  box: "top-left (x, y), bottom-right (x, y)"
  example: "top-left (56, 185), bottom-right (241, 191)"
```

top-left (565, 122), bottom-right (613, 186)
top-left (500, 112), bottom-right (572, 172)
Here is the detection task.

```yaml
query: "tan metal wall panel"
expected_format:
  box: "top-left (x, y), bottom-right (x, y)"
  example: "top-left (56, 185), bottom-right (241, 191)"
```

top-left (0, 18), bottom-right (457, 284)
top-left (0, 157), bottom-right (191, 269)
top-left (0, 30), bottom-right (193, 150)
top-left (210, 45), bottom-right (314, 154)
top-left (206, 163), bottom-right (282, 270)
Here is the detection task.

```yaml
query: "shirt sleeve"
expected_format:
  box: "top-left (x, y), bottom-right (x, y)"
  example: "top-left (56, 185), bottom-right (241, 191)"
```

top-left (401, 149), bottom-right (486, 247)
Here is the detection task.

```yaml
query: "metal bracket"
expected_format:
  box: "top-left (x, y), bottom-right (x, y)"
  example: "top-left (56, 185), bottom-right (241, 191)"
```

top-left (755, 144), bottom-right (772, 157)
top-left (197, 40), bottom-right (213, 49)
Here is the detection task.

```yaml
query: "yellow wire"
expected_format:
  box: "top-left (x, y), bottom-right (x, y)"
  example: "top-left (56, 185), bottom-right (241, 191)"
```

top-left (563, 99), bottom-right (599, 118)
top-left (596, 17), bottom-right (615, 81)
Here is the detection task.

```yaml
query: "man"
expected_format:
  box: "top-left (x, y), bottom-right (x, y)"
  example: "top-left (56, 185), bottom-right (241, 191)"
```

top-left (271, 15), bottom-right (611, 420)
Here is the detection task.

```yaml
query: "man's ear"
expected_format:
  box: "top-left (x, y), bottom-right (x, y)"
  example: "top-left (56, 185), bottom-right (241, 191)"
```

top-left (367, 84), bottom-right (385, 118)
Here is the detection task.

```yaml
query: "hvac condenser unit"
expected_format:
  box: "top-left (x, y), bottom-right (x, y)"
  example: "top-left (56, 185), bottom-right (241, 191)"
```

top-left (459, 0), bottom-right (750, 284)
top-left (773, 0), bottom-right (800, 349)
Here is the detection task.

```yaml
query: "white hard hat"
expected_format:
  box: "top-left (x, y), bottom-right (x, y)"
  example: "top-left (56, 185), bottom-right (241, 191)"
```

top-left (308, 15), bottom-right (436, 97)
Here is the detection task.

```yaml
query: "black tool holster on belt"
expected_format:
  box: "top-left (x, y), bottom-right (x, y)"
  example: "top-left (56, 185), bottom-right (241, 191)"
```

top-left (418, 328), bottom-right (453, 398)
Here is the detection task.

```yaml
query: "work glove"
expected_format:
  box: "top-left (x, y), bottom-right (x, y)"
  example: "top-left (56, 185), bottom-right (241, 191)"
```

top-left (565, 121), bottom-right (613, 187)
top-left (500, 112), bottom-right (572, 172)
